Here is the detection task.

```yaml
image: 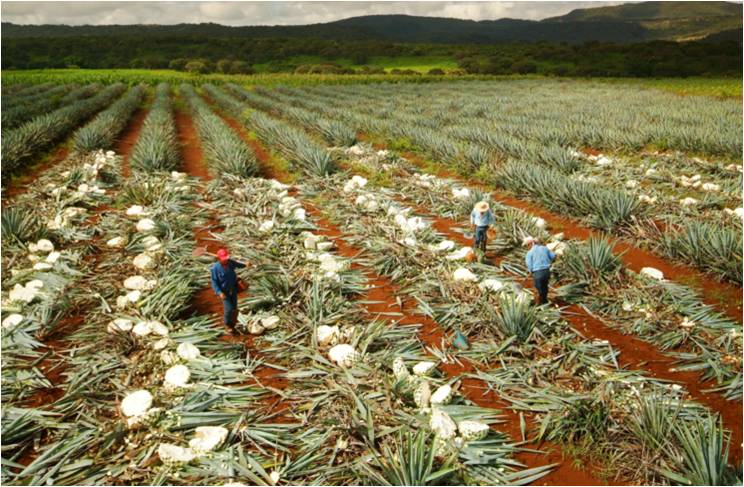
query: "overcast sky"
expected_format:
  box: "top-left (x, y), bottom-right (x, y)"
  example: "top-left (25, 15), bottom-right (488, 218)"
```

top-left (2, 1), bottom-right (629, 26)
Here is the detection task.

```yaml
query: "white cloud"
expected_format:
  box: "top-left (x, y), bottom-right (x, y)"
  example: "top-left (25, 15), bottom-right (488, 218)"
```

top-left (1, 1), bottom-right (629, 26)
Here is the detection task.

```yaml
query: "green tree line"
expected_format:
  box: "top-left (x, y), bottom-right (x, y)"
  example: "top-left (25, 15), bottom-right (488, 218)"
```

top-left (2, 35), bottom-right (740, 77)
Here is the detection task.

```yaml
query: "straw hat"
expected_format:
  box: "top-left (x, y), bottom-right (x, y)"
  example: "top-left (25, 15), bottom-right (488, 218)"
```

top-left (475, 201), bottom-right (489, 212)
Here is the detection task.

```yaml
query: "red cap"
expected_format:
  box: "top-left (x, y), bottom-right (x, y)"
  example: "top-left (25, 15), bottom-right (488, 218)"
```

top-left (216, 248), bottom-right (230, 262)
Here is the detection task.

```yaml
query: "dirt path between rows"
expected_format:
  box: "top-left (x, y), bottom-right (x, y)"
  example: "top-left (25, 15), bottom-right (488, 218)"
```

top-left (117, 107), bottom-right (149, 178)
top-left (174, 104), bottom-right (292, 417)
top-left (361, 136), bottom-right (743, 324)
top-left (2, 146), bottom-right (70, 204)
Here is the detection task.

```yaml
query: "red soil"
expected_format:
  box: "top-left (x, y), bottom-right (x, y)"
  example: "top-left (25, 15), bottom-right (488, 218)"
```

top-left (382, 143), bottom-right (742, 323)
top-left (175, 108), bottom-right (212, 181)
top-left (1, 146), bottom-right (69, 203)
top-left (305, 204), bottom-right (606, 486)
top-left (174, 106), bottom-right (291, 412)
top-left (117, 107), bottom-right (149, 178)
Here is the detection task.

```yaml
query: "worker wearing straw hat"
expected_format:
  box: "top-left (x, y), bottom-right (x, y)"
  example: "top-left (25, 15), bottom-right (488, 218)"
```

top-left (210, 248), bottom-right (246, 332)
top-left (524, 237), bottom-right (556, 305)
top-left (470, 201), bottom-right (496, 253)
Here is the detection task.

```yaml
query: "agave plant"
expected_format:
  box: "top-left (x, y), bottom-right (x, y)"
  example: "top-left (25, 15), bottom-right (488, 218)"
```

top-left (360, 430), bottom-right (457, 485)
top-left (628, 394), bottom-right (680, 451)
top-left (1, 207), bottom-right (44, 246)
top-left (659, 416), bottom-right (740, 485)
top-left (493, 293), bottom-right (540, 342)
top-left (559, 236), bottom-right (623, 283)
top-left (129, 83), bottom-right (180, 172)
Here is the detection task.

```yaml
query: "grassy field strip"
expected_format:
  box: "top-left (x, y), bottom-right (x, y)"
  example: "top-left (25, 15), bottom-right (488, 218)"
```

top-left (2, 70), bottom-right (742, 98)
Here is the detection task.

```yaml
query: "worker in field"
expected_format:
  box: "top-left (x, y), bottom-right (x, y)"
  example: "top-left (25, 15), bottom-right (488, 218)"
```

top-left (210, 248), bottom-right (246, 332)
top-left (470, 201), bottom-right (496, 254)
top-left (524, 237), bottom-right (556, 305)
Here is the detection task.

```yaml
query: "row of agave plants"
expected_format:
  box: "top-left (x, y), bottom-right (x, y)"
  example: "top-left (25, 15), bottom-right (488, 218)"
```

top-left (2, 82), bottom-right (56, 100)
top-left (247, 82), bottom-right (743, 285)
top-left (199, 83), bottom-right (338, 178)
top-left (2, 83), bottom-right (103, 131)
top-left (72, 84), bottom-right (146, 154)
top-left (130, 83), bottom-right (181, 173)
top-left (0, 83), bottom-right (127, 180)
top-left (299, 166), bottom-right (740, 485)
top-left (180, 83), bottom-right (260, 178)
top-left (304, 80), bottom-right (742, 159)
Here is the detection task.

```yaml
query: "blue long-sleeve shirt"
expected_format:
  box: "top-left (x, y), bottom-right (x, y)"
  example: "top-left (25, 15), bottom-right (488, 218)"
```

top-left (470, 209), bottom-right (496, 227)
top-left (525, 245), bottom-right (556, 273)
top-left (210, 259), bottom-right (246, 297)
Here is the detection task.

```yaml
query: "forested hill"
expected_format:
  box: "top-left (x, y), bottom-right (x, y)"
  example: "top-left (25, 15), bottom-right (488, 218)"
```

top-left (2, 1), bottom-right (741, 44)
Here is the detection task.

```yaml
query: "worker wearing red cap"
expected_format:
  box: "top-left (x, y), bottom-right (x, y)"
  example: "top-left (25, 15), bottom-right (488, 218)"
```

top-left (210, 248), bottom-right (246, 332)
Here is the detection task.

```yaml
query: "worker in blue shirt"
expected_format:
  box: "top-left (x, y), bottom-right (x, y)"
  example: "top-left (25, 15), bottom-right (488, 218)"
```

top-left (524, 237), bottom-right (556, 305)
top-left (470, 201), bottom-right (496, 253)
top-left (210, 248), bottom-right (247, 332)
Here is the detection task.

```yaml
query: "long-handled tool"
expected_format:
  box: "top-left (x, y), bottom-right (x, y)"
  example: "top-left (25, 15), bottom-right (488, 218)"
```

top-left (193, 246), bottom-right (252, 292)
top-left (192, 246), bottom-right (251, 265)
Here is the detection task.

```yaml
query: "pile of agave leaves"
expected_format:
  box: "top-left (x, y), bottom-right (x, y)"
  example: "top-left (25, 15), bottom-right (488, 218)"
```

top-left (1, 104), bottom-right (740, 486)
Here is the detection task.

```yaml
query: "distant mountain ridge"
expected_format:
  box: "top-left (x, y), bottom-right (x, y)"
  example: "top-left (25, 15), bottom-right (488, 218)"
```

top-left (2, 1), bottom-right (741, 43)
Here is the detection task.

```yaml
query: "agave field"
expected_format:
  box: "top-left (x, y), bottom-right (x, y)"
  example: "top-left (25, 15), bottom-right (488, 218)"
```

top-left (1, 78), bottom-right (742, 486)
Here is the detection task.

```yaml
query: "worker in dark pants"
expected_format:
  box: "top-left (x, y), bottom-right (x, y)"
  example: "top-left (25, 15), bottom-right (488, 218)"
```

top-left (470, 201), bottom-right (496, 254)
top-left (210, 248), bottom-right (246, 332)
top-left (524, 237), bottom-right (556, 305)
